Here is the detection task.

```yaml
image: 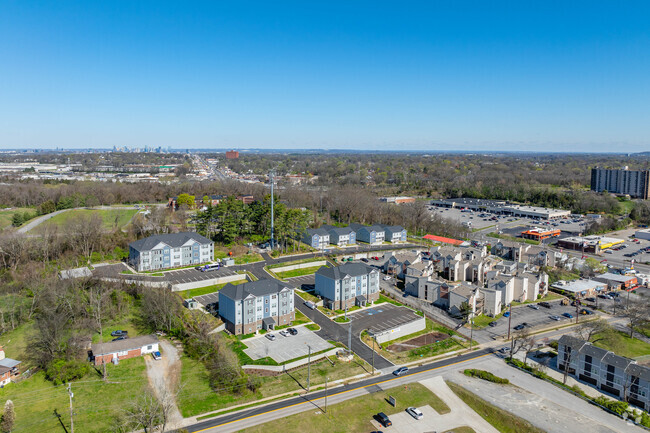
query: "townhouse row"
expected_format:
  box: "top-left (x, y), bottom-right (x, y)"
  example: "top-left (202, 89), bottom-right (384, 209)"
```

top-left (301, 223), bottom-right (407, 249)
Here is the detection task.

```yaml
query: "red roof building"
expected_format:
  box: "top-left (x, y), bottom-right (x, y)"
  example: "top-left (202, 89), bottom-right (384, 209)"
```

top-left (423, 234), bottom-right (465, 246)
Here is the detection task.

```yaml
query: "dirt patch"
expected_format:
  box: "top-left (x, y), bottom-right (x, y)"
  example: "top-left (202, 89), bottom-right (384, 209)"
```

top-left (387, 332), bottom-right (450, 352)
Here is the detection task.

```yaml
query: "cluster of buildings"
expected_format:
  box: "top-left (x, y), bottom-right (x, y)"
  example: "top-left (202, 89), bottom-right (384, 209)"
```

top-left (167, 194), bottom-right (255, 210)
top-left (396, 243), bottom-right (549, 318)
top-left (591, 167), bottom-right (650, 199)
top-left (431, 198), bottom-right (571, 220)
top-left (301, 223), bottom-right (407, 249)
top-left (556, 235), bottom-right (624, 254)
top-left (550, 272), bottom-right (639, 297)
top-left (379, 196), bottom-right (416, 204)
top-left (559, 335), bottom-right (650, 411)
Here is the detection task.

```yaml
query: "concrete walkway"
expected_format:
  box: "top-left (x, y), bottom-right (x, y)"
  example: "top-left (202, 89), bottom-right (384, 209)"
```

top-left (16, 209), bottom-right (69, 233)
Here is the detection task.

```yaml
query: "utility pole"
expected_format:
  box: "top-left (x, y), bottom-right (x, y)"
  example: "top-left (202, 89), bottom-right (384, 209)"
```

top-left (348, 323), bottom-right (352, 356)
top-left (325, 376), bottom-right (329, 414)
top-left (371, 332), bottom-right (376, 375)
top-left (306, 344), bottom-right (311, 392)
top-left (68, 383), bottom-right (74, 433)
top-left (506, 303), bottom-right (513, 340)
top-left (270, 170), bottom-right (275, 249)
top-left (469, 315), bottom-right (474, 352)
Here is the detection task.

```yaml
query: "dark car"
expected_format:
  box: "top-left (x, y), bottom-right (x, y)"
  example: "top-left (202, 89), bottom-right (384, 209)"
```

top-left (585, 297), bottom-right (596, 302)
top-left (112, 336), bottom-right (128, 341)
top-left (361, 258), bottom-right (369, 263)
top-left (539, 301), bottom-right (552, 308)
top-left (375, 412), bottom-right (392, 427)
top-left (580, 309), bottom-right (594, 315)
top-left (563, 312), bottom-right (574, 319)
top-left (489, 321), bottom-right (498, 327)
top-left (514, 324), bottom-right (525, 331)
top-left (111, 330), bottom-right (128, 337)
top-left (287, 328), bottom-right (298, 336)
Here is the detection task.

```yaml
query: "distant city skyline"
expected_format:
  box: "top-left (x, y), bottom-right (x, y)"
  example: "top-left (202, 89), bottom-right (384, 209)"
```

top-left (0, 1), bottom-right (648, 152)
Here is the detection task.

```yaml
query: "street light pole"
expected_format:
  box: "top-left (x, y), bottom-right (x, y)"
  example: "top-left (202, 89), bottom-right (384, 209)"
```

top-left (325, 376), bottom-right (328, 414)
top-left (306, 344), bottom-right (311, 392)
top-left (372, 336), bottom-right (375, 375)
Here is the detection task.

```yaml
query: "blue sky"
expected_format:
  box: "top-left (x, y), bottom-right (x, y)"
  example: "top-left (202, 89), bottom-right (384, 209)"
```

top-left (0, 1), bottom-right (648, 151)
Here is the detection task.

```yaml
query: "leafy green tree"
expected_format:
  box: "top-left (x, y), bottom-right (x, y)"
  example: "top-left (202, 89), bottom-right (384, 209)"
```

top-left (10, 213), bottom-right (22, 227)
top-left (176, 193), bottom-right (195, 208)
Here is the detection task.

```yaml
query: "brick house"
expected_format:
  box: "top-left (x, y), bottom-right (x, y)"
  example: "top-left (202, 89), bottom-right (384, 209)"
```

top-left (90, 335), bottom-right (159, 366)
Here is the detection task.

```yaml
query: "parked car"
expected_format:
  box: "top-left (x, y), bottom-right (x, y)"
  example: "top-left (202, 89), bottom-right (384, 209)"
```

top-left (563, 312), bottom-right (573, 319)
top-left (383, 276), bottom-right (391, 281)
top-left (406, 407), bottom-right (423, 420)
top-left (489, 321), bottom-right (498, 327)
top-left (585, 297), bottom-right (596, 302)
top-left (152, 351), bottom-right (162, 361)
top-left (528, 304), bottom-right (540, 310)
top-left (361, 258), bottom-right (369, 263)
top-left (503, 311), bottom-right (510, 318)
top-left (287, 328), bottom-right (298, 336)
top-left (393, 367), bottom-right (409, 376)
top-left (514, 324), bottom-right (525, 330)
top-left (279, 330), bottom-right (290, 337)
top-left (111, 330), bottom-right (128, 337)
top-left (112, 336), bottom-right (128, 341)
top-left (580, 309), bottom-right (594, 315)
top-left (539, 302), bottom-right (551, 308)
top-left (304, 301), bottom-right (317, 310)
top-left (375, 412), bottom-right (392, 427)
top-left (550, 315), bottom-right (562, 321)
top-left (265, 333), bottom-right (276, 341)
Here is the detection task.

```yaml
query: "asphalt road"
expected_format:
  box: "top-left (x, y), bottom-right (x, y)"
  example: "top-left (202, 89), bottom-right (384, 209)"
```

top-left (184, 347), bottom-right (491, 433)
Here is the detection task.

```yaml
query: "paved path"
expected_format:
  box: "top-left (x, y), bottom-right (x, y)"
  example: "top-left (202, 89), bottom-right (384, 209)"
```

top-left (16, 209), bottom-right (69, 233)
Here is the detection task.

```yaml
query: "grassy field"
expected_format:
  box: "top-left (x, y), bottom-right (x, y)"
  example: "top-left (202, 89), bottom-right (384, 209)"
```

top-left (275, 265), bottom-right (323, 279)
top-left (177, 352), bottom-right (374, 418)
top-left (447, 381), bottom-right (545, 433)
top-left (593, 330), bottom-right (650, 358)
top-left (296, 290), bottom-right (320, 304)
top-left (239, 382), bottom-right (449, 433)
top-left (0, 208), bottom-right (34, 229)
top-left (267, 257), bottom-right (326, 269)
top-left (177, 279), bottom-right (248, 299)
top-left (43, 208), bottom-right (138, 230)
top-left (234, 253), bottom-right (264, 264)
top-left (444, 428), bottom-right (476, 433)
top-left (0, 322), bottom-right (34, 368)
top-left (0, 357), bottom-right (148, 433)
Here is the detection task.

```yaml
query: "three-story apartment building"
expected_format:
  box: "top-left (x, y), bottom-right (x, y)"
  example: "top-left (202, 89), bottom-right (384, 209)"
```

top-left (128, 232), bottom-right (214, 272)
top-left (314, 263), bottom-right (380, 309)
top-left (218, 279), bottom-right (295, 335)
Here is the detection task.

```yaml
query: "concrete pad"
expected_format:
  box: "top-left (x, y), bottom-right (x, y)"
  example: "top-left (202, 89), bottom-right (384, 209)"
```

top-left (243, 328), bottom-right (334, 363)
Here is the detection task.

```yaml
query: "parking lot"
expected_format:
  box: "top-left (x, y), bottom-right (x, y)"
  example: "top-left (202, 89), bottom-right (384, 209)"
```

top-left (91, 262), bottom-right (242, 284)
top-left (347, 303), bottom-right (423, 335)
top-left (243, 327), bottom-right (333, 363)
top-left (285, 274), bottom-right (316, 290)
top-left (479, 299), bottom-right (596, 339)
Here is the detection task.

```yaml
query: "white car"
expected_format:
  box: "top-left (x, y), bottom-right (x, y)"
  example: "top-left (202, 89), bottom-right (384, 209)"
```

top-left (528, 304), bottom-right (540, 310)
top-left (383, 276), bottom-right (391, 281)
top-left (279, 330), bottom-right (290, 337)
top-left (406, 406), bottom-right (423, 420)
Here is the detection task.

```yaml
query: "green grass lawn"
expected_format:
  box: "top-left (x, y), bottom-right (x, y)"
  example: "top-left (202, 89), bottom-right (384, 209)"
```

top-left (177, 352), bottom-right (374, 418)
top-left (296, 290), bottom-right (320, 304)
top-left (0, 357), bottom-right (148, 433)
top-left (0, 207), bottom-right (35, 229)
top-left (275, 265), bottom-right (323, 279)
top-left (447, 381), bottom-right (545, 433)
top-left (376, 294), bottom-right (404, 306)
top-left (177, 279), bottom-right (248, 299)
top-left (43, 208), bottom-right (138, 230)
top-left (239, 382), bottom-right (449, 433)
top-left (234, 253), bottom-right (263, 264)
top-left (0, 322), bottom-right (34, 368)
top-left (444, 428), bottom-right (476, 433)
top-left (593, 330), bottom-right (650, 358)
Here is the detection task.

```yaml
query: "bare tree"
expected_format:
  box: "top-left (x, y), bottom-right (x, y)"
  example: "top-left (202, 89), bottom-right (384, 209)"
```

top-left (575, 318), bottom-right (613, 343)
top-left (118, 390), bottom-right (164, 433)
top-left (87, 282), bottom-right (112, 380)
top-left (1, 399), bottom-right (15, 433)
top-left (623, 299), bottom-right (650, 338)
top-left (65, 213), bottom-right (102, 262)
top-left (0, 232), bottom-right (27, 271)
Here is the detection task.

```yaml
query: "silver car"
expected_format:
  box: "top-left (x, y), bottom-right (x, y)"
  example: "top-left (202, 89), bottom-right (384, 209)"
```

top-left (406, 407), bottom-right (423, 420)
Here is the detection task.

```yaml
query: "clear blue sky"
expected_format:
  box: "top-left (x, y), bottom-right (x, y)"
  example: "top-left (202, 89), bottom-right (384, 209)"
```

top-left (1, 1), bottom-right (649, 151)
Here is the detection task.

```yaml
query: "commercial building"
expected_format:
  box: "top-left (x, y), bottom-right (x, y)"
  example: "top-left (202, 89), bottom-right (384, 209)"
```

top-left (521, 228), bottom-right (561, 241)
top-left (635, 229), bottom-right (650, 241)
top-left (314, 262), bottom-right (380, 310)
top-left (559, 335), bottom-right (650, 410)
top-left (550, 279), bottom-right (606, 297)
top-left (556, 235), bottom-right (624, 254)
top-left (218, 279), bottom-right (295, 335)
top-left (594, 273), bottom-right (638, 291)
top-left (225, 150), bottom-right (239, 159)
top-left (91, 335), bottom-right (159, 366)
top-left (430, 198), bottom-right (570, 220)
top-left (591, 167), bottom-right (650, 199)
top-left (379, 196), bottom-right (416, 204)
top-left (128, 232), bottom-right (214, 272)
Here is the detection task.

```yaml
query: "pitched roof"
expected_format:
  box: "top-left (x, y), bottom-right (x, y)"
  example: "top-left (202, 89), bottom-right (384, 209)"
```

top-left (327, 226), bottom-right (355, 235)
top-left (316, 262), bottom-right (376, 280)
top-left (0, 358), bottom-right (21, 369)
top-left (602, 352), bottom-right (634, 369)
top-left (580, 343), bottom-right (610, 360)
top-left (220, 279), bottom-right (291, 301)
top-left (558, 334), bottom-right (586, 350)
top-left (627, 363), bottom-right (650, 382)
top-left (305, 227), bottom-right (330, 236)
top-left (91, 335), bottom-right (159, 356)
top-left (129, 232), bottom-right (212, 252)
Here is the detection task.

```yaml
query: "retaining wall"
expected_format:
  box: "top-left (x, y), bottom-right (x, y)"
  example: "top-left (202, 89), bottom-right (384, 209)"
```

top-left (371, 316), bottom-right (427, 344)
top-left (271, 260), bottom-right (327, 274)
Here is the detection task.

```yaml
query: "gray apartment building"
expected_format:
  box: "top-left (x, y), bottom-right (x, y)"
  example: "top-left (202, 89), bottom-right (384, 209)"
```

top-left (314, 262), bottom-right (380, 310)
top-left (559, 335), bottom-right (650, 410)
top-left (349, 223), bottom-right (385, 245)
top-left (322, 225), bottom-right (357, 247)
top-left (128, 232), bottom-right (214, 272)
top-left (591, 167), bottom-right (650, 199)
top-left (301, 228), bottom-right (330, 249)
top-left (218, 279), bottom-right (295, 335)
top-left (380, 224), bottom-right (407, 243)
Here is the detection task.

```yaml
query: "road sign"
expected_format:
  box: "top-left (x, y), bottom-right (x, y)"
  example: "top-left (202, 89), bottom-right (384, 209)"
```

top-left (388, 396), bottom-right (396, 407)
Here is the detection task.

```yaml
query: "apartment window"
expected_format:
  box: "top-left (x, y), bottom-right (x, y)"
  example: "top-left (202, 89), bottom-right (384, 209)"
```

top-left (265, 308), bottom-right (268, 313)
top-left (265, 299), bottom-right (269, 304)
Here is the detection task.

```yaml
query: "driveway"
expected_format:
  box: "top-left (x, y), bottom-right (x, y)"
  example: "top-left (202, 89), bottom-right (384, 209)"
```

top-left (243, 328), bottom-right (333, 363)
top-left (17, 209), bottom-right (70, 233)
top-left (145, 340), bottom-right (183, 429)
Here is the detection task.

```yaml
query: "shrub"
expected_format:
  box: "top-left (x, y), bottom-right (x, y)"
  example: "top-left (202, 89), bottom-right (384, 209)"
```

top-left (548, 340), bottom-right (559, 350)
top-left (463, 369), bottom-right (509, 384)
top-left (45, 359), bottom-right (90, 385)
top-left (593, 396), bottom-right (629, 416)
